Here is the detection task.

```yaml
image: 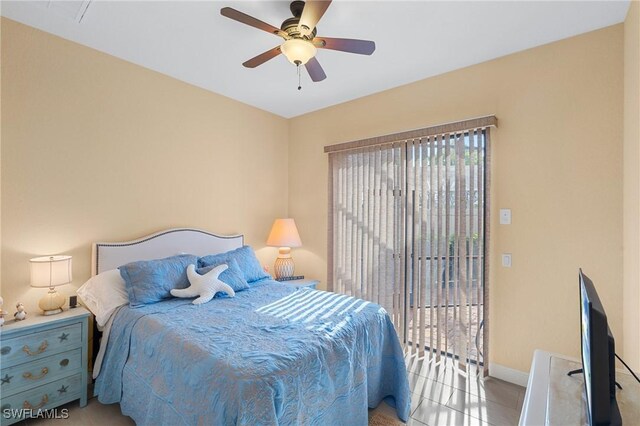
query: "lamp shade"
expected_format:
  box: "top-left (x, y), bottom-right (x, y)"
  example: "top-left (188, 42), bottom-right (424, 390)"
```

top-left (267, 219), bottom-right (302, 248)
top-left (280, 39), bottom-right (317, 65)
top-left (30, 255), bottom-right (72, 288)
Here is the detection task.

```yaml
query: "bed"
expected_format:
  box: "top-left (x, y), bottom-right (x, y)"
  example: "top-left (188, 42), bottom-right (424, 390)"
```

top-left (86, 228), bottom-right (410, 425)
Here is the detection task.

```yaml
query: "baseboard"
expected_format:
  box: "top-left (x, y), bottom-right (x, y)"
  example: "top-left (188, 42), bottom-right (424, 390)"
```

top-left (489, 362), bottom-right (529, 387)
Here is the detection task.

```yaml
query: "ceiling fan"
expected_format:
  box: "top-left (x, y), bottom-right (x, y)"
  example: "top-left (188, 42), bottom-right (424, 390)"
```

top-left (220, 0), bottom-right (376, 85)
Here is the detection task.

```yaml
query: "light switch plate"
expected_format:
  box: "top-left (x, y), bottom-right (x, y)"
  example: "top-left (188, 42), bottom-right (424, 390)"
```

top-left (502, 253), bottom-right (512, 268)
top-left (500, 209), bottom-right (512, 225)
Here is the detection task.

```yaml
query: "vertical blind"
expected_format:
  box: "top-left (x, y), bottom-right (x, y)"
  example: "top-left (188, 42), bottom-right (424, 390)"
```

top-left (327, 119), bottom-right (492, 373)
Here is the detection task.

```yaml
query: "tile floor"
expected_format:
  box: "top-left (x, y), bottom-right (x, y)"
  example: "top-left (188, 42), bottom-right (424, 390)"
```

top-left (14, 354), bottom-right (526, 426)
top-left (402, 353), bottom-right (525, 425)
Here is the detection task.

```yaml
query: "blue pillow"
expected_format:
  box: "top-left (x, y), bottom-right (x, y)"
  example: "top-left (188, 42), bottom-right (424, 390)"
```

top-left (198, 246), bottom-right (269, 283)
top-left (196, 258), bottom-right (249, 294)
top-left (119, 254), bottom-right (198, 307)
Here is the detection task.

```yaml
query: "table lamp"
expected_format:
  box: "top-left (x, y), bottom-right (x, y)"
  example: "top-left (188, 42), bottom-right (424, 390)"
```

top-left (30, 255), bottom-right (72, 316)
top-left (266, 218), bottom-right (302, 280)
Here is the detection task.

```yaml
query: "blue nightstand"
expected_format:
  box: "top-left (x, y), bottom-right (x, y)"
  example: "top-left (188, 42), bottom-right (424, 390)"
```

top-left (281, 279), bottom-right (319, 290)
top-left (0, 307), bottom-right (90, 425)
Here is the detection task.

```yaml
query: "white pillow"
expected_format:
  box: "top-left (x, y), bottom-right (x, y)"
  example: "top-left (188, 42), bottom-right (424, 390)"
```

top-left (77, 269), bottom-right (129, 327)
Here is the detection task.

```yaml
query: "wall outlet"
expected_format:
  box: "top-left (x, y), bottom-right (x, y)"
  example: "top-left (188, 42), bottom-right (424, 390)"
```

top-left (502, 253), bottom-right (512, 268)
top-left (500, 209), bottom-right (512, 225)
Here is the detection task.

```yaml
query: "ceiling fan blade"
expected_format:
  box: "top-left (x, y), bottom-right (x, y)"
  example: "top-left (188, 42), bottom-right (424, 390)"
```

top-left (243, 46), bottom-right (282, 68)
top-left (305, 57), bottom-right (327, 82)
top-left (298, 1), bottom-right (332, 36)
top-left (221, 7), bottom-right (285, 38)
top-left (314, 37), bottom-right (376, 55)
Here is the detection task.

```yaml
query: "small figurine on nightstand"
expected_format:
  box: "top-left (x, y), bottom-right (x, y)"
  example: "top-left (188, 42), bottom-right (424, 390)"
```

top-left (14, 302), bottom-right (27, 321)
top-left (0, 296), bottom-right (5, 327)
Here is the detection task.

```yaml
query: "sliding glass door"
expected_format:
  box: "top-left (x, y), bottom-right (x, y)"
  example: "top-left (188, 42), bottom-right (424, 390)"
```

top-left (328, 124), bottom-right (489, 372)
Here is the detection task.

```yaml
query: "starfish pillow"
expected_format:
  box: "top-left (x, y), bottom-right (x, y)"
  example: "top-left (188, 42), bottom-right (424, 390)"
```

top-left (170, 264), bottom-right (235, 304)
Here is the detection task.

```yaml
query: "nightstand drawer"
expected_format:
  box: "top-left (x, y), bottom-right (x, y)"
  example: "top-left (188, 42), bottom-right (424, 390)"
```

top-left (280, 279), bottom-right (320, 290)
top-left (1, 324), bottom-right (82, 368)
top-left (1, 348), bottom-right (82, 396)
top-left (0, 373), bottom-right (82, 424)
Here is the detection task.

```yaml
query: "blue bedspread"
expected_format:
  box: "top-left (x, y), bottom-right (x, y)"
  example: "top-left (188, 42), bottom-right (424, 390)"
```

top-left (95, 280), bottom-right (410, 425)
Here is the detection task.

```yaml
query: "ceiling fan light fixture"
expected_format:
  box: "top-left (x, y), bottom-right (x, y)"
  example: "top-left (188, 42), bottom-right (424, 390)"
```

top-left (281, 39), bottom-right (317, 65)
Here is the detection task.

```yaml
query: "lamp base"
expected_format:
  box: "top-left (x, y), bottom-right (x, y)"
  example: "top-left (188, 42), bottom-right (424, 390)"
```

top-left (274, 247), bottom-right (295, 280)
top-left (39, 288), bottom-right (65, 316)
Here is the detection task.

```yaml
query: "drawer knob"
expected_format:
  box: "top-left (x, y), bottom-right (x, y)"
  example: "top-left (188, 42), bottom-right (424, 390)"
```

top-left (60, 358), bottom-right (69, 367)
top-left (1, 346), bottom-right (11, 355)
top-left (23, 394), bottom-right (48, 410)
top-left (22, 340), bottom-right (48, 356)
top-left (22, 367), bottom-right (49, 380)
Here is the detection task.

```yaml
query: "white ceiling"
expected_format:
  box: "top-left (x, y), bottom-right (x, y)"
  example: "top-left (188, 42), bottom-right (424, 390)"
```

top-left (2, 1), bottom-right (631, 118)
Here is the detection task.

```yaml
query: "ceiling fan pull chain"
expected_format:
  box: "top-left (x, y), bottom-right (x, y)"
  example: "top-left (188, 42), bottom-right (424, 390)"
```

top-left (297, 62), bottom-right (302, 91)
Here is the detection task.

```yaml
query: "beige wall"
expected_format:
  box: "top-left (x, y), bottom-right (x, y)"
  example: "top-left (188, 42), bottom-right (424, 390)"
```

top-left (1, 16), bottom-right (632, 374)
top-left (289, 25), bottom-right (624, 372)
top-left (1, 17), bottom-right (3, 295)
top-left (1, 19), bottom-right (289, 313)
top-left (624, 0), bottom-right (640, 372)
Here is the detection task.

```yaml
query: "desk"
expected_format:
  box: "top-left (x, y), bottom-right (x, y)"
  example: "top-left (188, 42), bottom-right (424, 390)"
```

top-left (520, 350), bottom-right (640, 425)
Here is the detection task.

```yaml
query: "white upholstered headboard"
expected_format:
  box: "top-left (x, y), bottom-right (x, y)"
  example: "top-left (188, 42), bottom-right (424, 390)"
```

top-left (92, 228), bottom-right (244, 275)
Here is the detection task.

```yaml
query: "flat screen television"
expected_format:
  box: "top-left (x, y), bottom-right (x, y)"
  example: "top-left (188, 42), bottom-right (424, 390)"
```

top-left (578, 269), bottom-right (621, 425)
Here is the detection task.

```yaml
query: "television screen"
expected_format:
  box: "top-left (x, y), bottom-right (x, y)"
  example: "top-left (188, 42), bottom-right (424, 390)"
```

top-left (578, 269), bottom-right (621, 425)
top-left (580, 281), bottom-right (593, 418)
